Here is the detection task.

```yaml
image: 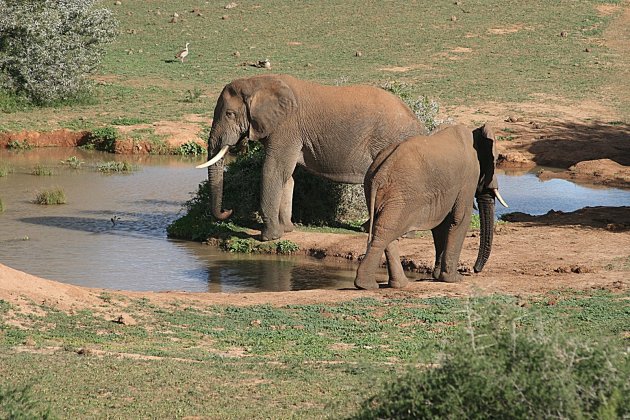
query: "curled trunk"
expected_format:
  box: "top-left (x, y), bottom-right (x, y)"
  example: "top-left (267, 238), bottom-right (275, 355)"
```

top-left (208, 160), bottom-right (232, 220)
top-left (473, 193), bottom-right (495, 273)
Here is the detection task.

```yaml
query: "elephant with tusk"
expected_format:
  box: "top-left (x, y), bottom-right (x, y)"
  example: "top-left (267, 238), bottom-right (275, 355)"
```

top-left (354, 124), bottom-right (508, 290)
top-left (196, 74), bottom-right (427, 241)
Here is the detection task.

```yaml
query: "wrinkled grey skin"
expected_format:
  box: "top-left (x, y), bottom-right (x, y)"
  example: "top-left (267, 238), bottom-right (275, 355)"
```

top-left (355, 124), bottom-right (500, 290)
top-left (200, 74), bottom-right (426, 241)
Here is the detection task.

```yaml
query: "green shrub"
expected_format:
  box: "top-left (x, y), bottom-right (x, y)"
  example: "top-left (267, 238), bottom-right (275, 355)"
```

top-left (31, 165), bottom-right (53, 176)
top-left (60, 156), bottom-right (84, 169)
top-left (223, 143), bottom-right (367, 226)
top-left (111, 117), bottom-right (147, 126)
top-left (0, 0), bottom-right (117, 105)
top-left (222, 237), bottom-right (300, 255)
top-left (34, 188), bottom-right (66, 205)
top-left (382, 81), bottom-right (448, 133)
top-left (0, 165), bottom-right (13, 177)
top-left (0, 385), bottom-right (53, 419)
top-left (84, 127), bottom-right (120, 153)
top-left (7, 140), bottom-right (32, 150)
top-left (96, 161), bottom-right (138, 173)
top-left (352, 300), bottom-right (630, 419)
top-left (175, 141), bottom-right (206, 156)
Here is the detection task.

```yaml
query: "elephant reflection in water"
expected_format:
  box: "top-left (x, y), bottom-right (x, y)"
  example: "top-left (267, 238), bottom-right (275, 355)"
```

top-left (205, 257), bottom-right (354, 292)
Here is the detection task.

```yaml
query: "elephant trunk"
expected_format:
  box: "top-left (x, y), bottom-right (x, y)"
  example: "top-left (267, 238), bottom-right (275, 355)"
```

top-left (208, 158), bottom-right (233, 221)
top-left (473, 193), bottom-right (495, 273)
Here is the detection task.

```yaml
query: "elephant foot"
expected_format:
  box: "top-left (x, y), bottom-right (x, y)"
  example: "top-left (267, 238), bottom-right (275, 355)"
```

top-left (260, 225), bottom-right (283, 242)
top-left (389, 275), bottom-right (409, 289)
top-left (283, 222), bottom-right (294, 233)
top-left (354, 276), bottom-right (379, 290)
top-left (432, 266), bottom-right (441, 280)
top-left (438, 271), bottom-right (463, 283)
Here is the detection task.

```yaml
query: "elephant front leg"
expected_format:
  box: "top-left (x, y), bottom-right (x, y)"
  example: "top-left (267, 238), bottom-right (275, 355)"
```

top-left (260, 156), bottom-right (295, 241)
top-left (437, 209), bottom-right (473, 283)
top-left (279, 176), bottom-right (294, 233)
top-left (385, 240), bottom-right (409, 289)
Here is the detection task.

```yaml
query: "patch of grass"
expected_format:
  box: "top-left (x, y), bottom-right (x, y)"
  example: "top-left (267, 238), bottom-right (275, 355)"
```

top-left (0, 90), bottom-right (32, 113)
top-left (6, 139), bottom-right (32, 150)
top-left (182, 88), bottom-right (203, 103)
top-left (222, 237), bottom-right (300, 255)
top-left (0, 291), bottom-right (627, 418)
top-left (352, 298), bottom-right (630, 419)
top-left (0, 197), bottom-right (4, 213)
top-left (31, 165), bottom-right (54, 176)
top-left (60, 156), bottom-right (85, 169)
top-left (174, 141), bottom-right (206, 156)
top-left (83, 127), bottom-right (120, 153)
top-left (59, 118), bottom-right (95, 131)
top-left (604, 255), bottom-right (630, 271)
top-left (0, 385), bottom-right (53, 419)
top-left (34, 188), bottom-right (66, 205)
top-left (111, 116), bottom-right (148, 126)
top-left (0, 165), bottom-right (13, 177)
top-left (96, 161), bottom-right (138, 173)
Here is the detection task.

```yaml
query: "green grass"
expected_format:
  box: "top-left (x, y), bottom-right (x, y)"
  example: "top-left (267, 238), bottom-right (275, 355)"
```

top-left (0, 197), bottom-right (4, 213)
top-left (0, 291), bottom-right (627, 418)
top-left (6, 139), bottom-right (32, 150)
top-left (60, 156), bottom-right (85, 169)
top-left (34, 188), bottom-right (66, 205)
top-left (31, 165), bottom-right (54, 176)
top-left (96, 161), bottom-right (138, 173)
top-left (0, 165), bottom-right (13, 177)
top-left (0, 0), bottom-right (626, 131)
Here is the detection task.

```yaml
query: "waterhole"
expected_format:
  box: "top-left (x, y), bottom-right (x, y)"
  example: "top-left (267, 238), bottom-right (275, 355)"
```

top-left (1, 148), bottom-right (628, 292)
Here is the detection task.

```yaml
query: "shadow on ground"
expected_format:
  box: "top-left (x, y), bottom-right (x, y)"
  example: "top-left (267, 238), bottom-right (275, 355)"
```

top-left (502, 206), bottom-right (630, 231)
top-left (526, 120), bottom-right (630, 168)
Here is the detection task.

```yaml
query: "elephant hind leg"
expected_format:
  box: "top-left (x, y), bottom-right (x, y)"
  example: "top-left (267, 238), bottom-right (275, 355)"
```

top-left (385, 240), bottom-right (408, 289)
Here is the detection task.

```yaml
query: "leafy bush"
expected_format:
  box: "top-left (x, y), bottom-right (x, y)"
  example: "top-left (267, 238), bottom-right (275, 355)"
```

top-left (175, 141), bottom-right (206, 156)
top-left (0, 165), bottom-right (12, 177)
top-left (382, 81), bottom-right (449, 133)
top-left (34, 188), bottom-right (66, 205)
top-left (31, 165), bottom-right (54, 176)
top-left (6, 140), bottom-right (32, 150)
top-left (352, 299), bottom-right (630, 419)
top-left (84, 127), bottom-right (120, 153)
top-left (0, 385), bottom-right (53, 419)
top-left (0, 0), bottom-right (118, 105)
top-left (60, 156), bottom-right (84, 169)
top-left (223, 143), bottom-right (367, 226)
top-left (96, 161), bottom-right (138, 173)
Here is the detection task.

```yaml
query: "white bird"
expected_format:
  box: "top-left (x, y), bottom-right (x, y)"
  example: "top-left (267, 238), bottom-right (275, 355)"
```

top-left (175, 42), bottom-right (189, 63)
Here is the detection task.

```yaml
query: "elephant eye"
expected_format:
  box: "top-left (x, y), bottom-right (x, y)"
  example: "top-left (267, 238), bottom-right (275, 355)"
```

top-left (225, 110), bottom-right (236, 119)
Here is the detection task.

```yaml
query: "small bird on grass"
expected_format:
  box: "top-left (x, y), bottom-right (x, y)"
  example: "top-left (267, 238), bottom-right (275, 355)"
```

top-left (175, 42), bottom-right (190, 63)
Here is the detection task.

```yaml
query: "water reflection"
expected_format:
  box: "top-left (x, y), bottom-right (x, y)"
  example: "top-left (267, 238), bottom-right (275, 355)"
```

top-left (1, 149), bottom-right (629, 293)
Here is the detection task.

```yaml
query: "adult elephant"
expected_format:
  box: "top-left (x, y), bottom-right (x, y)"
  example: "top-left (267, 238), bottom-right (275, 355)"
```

top-left (354, 124), bottom-right (509, 290)
top-left (196, 74), bottom-right (426, 241)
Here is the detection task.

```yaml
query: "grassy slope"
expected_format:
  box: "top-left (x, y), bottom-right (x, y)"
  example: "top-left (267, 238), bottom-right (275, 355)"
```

top-left (0, 0), bottom-right (625, 131)
top-left (1, 291), bottom-right (628, 418)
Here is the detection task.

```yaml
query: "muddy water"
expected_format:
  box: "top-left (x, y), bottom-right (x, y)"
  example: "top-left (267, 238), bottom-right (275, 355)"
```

top-left (1, 148), bottom-right (629, 292)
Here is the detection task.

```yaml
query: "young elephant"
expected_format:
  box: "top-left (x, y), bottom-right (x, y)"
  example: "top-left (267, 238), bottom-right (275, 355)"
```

top-left (354, 124), bottom-right (507, 290)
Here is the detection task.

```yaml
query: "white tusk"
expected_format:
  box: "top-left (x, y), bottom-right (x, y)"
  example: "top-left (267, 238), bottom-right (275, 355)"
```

top-left (195, 145), bottom-right (230, 169)
top-left (493, 189), bottom-right (509, 208)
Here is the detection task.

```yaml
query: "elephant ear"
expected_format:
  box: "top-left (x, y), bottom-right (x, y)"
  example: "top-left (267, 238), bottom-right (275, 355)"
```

top-left (473, 124), bottom-right (498, 190)
top-left (242, 77), bottom-right (297, 141)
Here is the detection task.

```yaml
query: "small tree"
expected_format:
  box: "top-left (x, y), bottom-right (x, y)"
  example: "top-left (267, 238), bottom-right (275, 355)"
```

top-left (0, 0), bottom-right (118, 104)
